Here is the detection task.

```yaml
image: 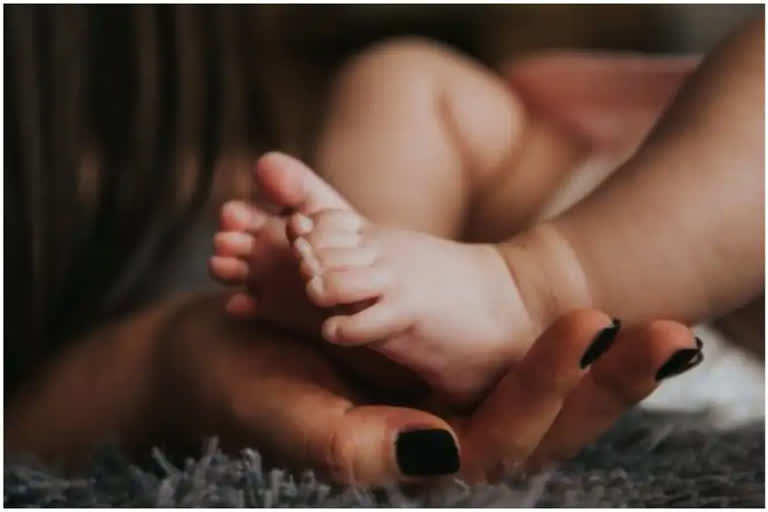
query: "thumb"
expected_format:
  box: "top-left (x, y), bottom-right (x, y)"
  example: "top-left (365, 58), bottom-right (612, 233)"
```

top-left (232, 345), bottom-right (460, 486)
top-left (305, 404), bottom-right (461, 486)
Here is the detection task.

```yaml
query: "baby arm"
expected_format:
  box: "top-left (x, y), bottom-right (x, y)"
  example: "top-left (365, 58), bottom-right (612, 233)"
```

top-left (502, 17), bottom-right (764, 334)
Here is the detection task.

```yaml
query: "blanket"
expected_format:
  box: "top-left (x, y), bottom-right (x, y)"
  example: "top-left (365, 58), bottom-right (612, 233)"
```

top-left (4, 409), bottom-right (764, 507)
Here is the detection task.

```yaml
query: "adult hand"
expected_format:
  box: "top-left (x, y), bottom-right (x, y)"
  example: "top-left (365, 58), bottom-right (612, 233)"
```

top-left (153, 293), bottom-right (702, 485)
top-left (5, 291), bottom-right (701, 486)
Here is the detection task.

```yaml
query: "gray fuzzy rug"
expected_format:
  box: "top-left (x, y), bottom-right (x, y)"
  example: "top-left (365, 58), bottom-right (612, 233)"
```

top-left (4, 409), bottom-right (764, 507)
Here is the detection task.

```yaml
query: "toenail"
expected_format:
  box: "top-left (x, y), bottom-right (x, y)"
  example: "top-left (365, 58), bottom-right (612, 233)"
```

top-left (294, 214), bottom-right (314, 235)
top-left (580, 318), bottom-right (621, 368)
top-left (655, 336), bottom-right (704, 381)
top-left (294, 237), bottom-right (314, 258)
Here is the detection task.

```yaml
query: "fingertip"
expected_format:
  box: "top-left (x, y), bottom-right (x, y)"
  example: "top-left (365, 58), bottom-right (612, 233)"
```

top-left (395, 427), bottom-right (461, 477)
top-left (325, 405), bottom-right (460, 486)
top-left (526, 309), bottom-right (616, 373)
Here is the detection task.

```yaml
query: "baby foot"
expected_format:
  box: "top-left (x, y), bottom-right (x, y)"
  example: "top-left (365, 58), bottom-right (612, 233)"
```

top-left (209, 152), bottom-right (352, 332)
top-left (289, 208), bottom-right (533, 406)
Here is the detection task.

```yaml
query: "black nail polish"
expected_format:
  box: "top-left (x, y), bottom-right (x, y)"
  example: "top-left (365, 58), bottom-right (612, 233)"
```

top-left (580, 318), bottom-right (621, 368)
top-left (396, 429), bottom-right (460, 476)
top-left (656, 337), bottom-right (704, 381)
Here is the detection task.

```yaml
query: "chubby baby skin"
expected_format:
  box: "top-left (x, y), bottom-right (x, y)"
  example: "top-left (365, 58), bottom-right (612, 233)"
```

top-left (212, 18), bottom-right (762, 406)
top-left (212, 154), bottom-right (533, 405)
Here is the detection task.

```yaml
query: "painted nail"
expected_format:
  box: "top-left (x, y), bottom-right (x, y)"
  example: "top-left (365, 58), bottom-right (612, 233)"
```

top-left (396, 429), bottom-right (460, 476)
top-left (656, 336), bottom-right (704, 381)
top-left (580, 318), bottom-right (621, 368)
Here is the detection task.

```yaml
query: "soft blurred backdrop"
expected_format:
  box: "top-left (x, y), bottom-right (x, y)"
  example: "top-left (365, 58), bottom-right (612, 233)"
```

top-left (251, 4), bottom-right (761, 154)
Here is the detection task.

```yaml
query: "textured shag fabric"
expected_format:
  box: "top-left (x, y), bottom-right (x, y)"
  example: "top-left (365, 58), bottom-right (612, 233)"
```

top-left (4, 409), bottom-right (764, 507)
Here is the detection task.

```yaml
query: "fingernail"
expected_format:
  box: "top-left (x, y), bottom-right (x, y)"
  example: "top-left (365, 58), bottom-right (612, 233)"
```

top-left (580, 318), bottom-right (621, 368)
top-left (656, 336), bottom-right (704, 381)
top-left (396, 429), bottom-right (460, 476)
top-left (294, 214), bottom-right (314, 235)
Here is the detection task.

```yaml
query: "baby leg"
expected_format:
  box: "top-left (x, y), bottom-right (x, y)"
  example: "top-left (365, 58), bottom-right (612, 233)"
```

top-left (467, 52), bottom-right (698, 241)
top-left (314, 40), bottom-right (697, 242)
top-left (313, 38), bottom-right (528, 239)
top-left (210, 39), bottom-right (518, 326)
top-left (293, 43), bottom-right (702, 406)
top-left (211, 39), bottom-right (531, 338)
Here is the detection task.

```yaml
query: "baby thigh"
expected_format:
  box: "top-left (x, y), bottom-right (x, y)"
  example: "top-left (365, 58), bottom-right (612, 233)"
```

top-left (313, 38), bottom-right (526, 240)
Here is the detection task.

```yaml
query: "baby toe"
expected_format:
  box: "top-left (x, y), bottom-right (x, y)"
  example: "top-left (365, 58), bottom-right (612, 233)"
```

top-left (209, 255), bottom-right (250, 284)
top-left (306, 266), bottom-right (390, 308)
top-left (313, 209), bottom-right (364, 234)
top-left (299, 209), bottom-right (365, 252)
top-left (220, 200), bottom-right (268, 232)
top-left (306, 228), bottom-right (362, 251)
top-left (288, 213), bottom-right (315, 239)
top-left (322, 301), bottom-right (406, 346)
top-left (293, 237), bottom-right (322, 277)
top-left (314, 246), bottom-right (378, 271)
top-left (213, 231), bottom-right (255, 258)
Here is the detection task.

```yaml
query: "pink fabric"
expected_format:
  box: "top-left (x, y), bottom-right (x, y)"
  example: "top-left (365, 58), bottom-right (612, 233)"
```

top-left (503, 52), bottom-right (701, 152)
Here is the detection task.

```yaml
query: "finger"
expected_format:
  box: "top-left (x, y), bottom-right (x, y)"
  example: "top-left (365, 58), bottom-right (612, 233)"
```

top-left (234, 345), bottom-right (460, 486)
top-left (527, 320), bottom-right (702, 469)
top-left (460, 310), bottom-right (617, 482)
top-left (325, 405), bottom-right (461, 486)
